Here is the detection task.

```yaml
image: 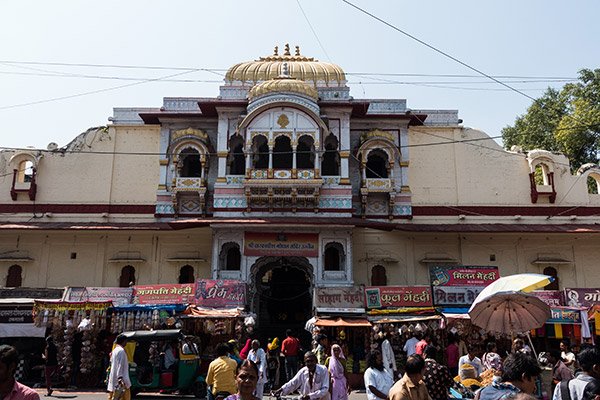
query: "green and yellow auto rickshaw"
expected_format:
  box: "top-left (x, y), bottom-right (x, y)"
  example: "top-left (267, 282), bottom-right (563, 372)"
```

top-left (121, 329), bottom-right (206, 398)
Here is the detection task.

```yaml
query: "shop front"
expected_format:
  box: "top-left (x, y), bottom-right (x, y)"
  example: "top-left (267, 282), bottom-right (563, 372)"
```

top-left (311, 285), bottom-right (370, 388)
top-left (365, 285), bottom-right (442, 372)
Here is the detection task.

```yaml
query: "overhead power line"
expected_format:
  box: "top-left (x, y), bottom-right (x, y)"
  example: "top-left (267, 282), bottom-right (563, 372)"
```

top-left (340, 0), bottom-right (538, 101)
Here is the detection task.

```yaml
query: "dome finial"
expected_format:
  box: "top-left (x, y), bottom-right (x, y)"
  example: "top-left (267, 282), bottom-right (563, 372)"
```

top-left (281, 62), bottom-right (290, 78)
top-left (295, 46), bottom-right (300, 56)
top-left (273, 46), bottom-right (278, 56)
top-left (284, 43), bottom-right (291, 56)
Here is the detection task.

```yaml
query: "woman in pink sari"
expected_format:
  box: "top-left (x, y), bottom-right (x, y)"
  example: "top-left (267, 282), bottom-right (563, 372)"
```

top-left (328, 344), bottom-right (349, 400)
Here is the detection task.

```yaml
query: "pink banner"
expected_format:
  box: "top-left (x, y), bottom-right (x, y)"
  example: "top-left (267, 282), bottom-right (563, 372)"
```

top-left (365, 286), bottom-right (432, 309)
top-left (194, 279), bottom-right (246, 308)
top-left (430, 266), bottom-right (499, 287)
top-left (133, 284), bottom-right (195, 305)
top-left (532, 290), bottom-right (563, 307)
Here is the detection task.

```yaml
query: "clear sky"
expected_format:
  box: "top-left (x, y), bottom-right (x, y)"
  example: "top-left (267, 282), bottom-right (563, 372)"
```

top-left (1, 0), bottom-right (599, 149)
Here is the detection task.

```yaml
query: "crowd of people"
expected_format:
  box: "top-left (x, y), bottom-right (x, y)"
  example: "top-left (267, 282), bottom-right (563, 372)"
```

top-left (5, 327), bottom-right (600, 400)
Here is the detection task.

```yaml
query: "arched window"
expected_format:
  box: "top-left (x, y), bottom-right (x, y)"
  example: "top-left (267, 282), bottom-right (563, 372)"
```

top-left (6, 265), bottom-right (22, 287)
top-left (178, 265), bottom-right (195, 284)
top-left (179, 148), bottom-right (202, 178)
top-left (252, 136), bottom-right (269, 169)
top-left (534, 163), bottom-right (550, 185)
top-left (119, 265), bottom-right (136, 287)
top-left (366, 150), bottom-right (389, 178)
top-left (322, 134), bottom-right (340, 176)
top-left (273, 136), bottom-right (292, 169)
top-left (324, 242), bottom-right (345, 271)
top-left (228, 135), bottom-right (246, 175)
top-left (588, 175), bottom-right (599, 194)
top-left (371, 265), bottom-right (387, 286)
top-left (219, 243), bottom-right (241, 271)
top-left (543, 266), bottom-right (559, 290)
top-left (296, 135), bottom-right (315, 169)
top-left (17, 160), bottom-right (34, 183)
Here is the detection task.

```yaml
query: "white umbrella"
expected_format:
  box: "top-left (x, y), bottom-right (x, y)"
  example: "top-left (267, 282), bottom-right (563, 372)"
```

top-left (474, 273), bottom-right (553, 304)
top-left (468, 291), bottom-right (551, 334)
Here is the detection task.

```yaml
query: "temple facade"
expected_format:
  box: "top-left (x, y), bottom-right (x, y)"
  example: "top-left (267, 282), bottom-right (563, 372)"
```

top-left (1, 45), bottom-right (600, 331)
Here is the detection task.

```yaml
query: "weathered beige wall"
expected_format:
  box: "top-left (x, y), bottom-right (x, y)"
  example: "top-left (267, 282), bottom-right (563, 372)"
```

top-left (352, 228), bottom-right (600, 288)
top-left (408, 127), bottom-right (598, 207)
top-left (0, 228), bottom-right (212, 288)
top-left (0, 125), bottom-right (159, 205)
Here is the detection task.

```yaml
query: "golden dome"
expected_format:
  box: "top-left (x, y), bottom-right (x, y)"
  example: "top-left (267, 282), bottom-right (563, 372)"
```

top-left (226, 44), bottom-right (346, 85)
top-left (249, 75), bottom-right (319, 101)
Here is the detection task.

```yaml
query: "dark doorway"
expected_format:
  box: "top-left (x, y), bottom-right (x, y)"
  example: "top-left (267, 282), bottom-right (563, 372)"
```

top-left (253, 257), bottom-right (312, 347)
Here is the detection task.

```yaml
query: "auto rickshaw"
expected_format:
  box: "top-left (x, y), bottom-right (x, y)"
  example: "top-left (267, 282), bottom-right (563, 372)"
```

top-left (120, 329), bottom-right (206, 398)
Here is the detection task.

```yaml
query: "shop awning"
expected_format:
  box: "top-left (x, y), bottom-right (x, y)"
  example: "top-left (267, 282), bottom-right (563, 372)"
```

top-left (0, 323), bottom-right (45, 338)
top-left (181, 306), bottom-right (246, 318)
top-left (314, 317), bottom-right (371, 327)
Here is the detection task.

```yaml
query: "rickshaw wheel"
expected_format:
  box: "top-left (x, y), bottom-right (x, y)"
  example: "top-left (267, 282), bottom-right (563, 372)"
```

top-left (192, 381), bottom-right (207, 399)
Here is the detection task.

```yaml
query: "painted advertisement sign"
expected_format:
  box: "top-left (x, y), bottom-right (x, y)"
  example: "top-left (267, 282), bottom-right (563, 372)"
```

top-left (564, 288), bottom-right (600, 308)
top-left (315, 286), bottom-right (364, 309)
top-left (433, 286), bottom-right (482, 306)
top-left (244, 232), bottom-right (319, 257)
top-left (429, 266), bottom-right (499, 287)
top-left (547, 307), bottom-right (582, 324)
top-left (133, 284), bottom-right (195, 305)
top-left (195, 279), bottom-right (247, 308)
top-left (64, 287), bottom-right (133, 306)
top-left (365, 286), bottom-right (432, 309)
top-left (532, 290), bottom-right (563, 307)
top-left (0, 304), bottom-right (33, 323)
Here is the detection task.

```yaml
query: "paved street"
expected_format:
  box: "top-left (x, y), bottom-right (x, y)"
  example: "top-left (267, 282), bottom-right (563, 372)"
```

top-left (32, 390), bottom-right (368, 400)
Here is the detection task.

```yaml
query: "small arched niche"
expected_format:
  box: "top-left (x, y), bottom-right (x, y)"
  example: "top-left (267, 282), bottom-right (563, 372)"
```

top-left (219, 242), bottom-right (241, 271)
top-left (119, 265), bottom-right (136, 287)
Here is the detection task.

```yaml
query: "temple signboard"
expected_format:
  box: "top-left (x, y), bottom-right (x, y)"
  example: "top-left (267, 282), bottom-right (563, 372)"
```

top-left (365, 286), bottom-right (432, 309)
top-left (244, 232), bottom-right (319, 257)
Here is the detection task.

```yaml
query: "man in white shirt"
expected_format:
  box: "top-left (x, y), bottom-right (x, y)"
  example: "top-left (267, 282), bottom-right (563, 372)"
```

top-left (247, 340), bottom-right (268, 399)
top-left (458, 346), bottom-right (482, 377)
top-left (553, 347), bottom-right (600, 400)
top-left (403, 335), bottom-right (419, 357)
top-left (560, 340), bottom-right (577, 373)
top-left (107, 334), bottom-right (132, 400)
top-left (275, 352), bottom-right (330, 400)
top-left (381, 333), bottom-right (397, 379)
top-left (364, 350), bottom-right (394, 400)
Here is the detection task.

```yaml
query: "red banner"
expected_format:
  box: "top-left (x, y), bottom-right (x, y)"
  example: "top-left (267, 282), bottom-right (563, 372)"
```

top-left (133, 284), bottom-right (195, 305)
top-left (430, 266), bottom-right (499, 287)
top-left (365, 286), bottom-right (432, 309)
top-left (244, 232), bottom-right (318, 257)
top-left (195, 279), bottom-right (246, 308)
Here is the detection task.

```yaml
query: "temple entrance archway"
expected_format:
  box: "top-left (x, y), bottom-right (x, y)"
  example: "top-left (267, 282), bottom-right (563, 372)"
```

top-left (249, 256), bottom-right (313, 346)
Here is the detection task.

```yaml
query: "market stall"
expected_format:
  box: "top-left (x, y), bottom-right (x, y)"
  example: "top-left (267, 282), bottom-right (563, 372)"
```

top-left (33, 299), bottom-right (113, 388)
top-left (309, 286), bottom-right (370, 388)
top-left (181, 280), bottom-right (250, 360)
top-left (365, 285), bottom-right (444, 373)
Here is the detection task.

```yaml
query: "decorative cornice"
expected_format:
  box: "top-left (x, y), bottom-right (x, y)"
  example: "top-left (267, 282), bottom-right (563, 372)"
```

top-left (172, 127), bottom-right (208, 141)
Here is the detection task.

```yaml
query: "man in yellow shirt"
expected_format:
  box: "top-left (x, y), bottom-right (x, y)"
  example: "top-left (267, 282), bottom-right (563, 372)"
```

top-left (206, 343), bottom-right (237, 400)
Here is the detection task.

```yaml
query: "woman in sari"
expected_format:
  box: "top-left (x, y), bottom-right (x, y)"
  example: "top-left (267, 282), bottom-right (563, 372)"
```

top-left (327, 344), bottom-right (349, 400)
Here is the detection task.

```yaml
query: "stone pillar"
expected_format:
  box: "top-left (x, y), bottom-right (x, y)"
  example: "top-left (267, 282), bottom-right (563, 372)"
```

top-left (292, 144), bottom-right (297, 178)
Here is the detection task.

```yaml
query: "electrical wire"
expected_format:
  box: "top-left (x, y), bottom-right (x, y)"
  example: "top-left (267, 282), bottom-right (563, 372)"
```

top-left (296, 0), bottom-right (332, 62)
top-left (340, 0), bottom-right (537, 102)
